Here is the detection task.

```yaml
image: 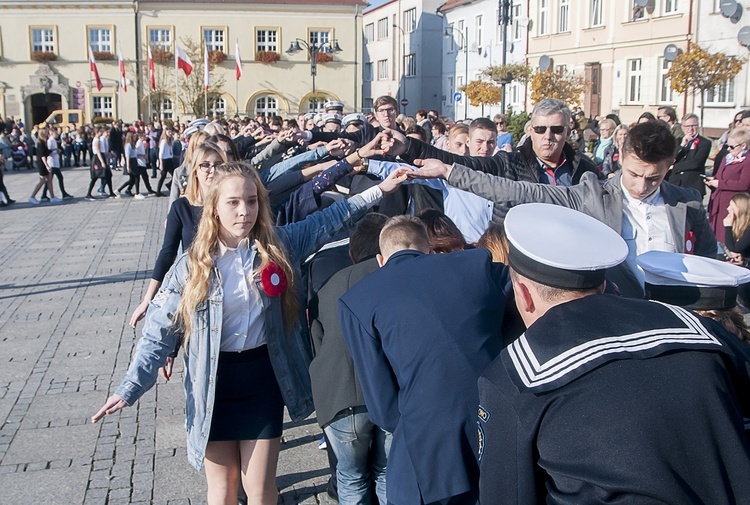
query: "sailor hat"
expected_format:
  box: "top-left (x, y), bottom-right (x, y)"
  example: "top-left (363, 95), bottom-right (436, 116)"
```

top-left (322, 113), bottom-right (343, 125)
top-left (324, 100), bottom-right (345, 112)
top-left (504, 203), bottom-right (628, 289)
top-left (638, 251), bottom-right (750, 310)
top-left (342, 113), bottom-right (366, 127)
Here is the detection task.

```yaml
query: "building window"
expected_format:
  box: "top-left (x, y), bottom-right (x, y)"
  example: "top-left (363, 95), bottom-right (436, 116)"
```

top-left (255, 96), bottom-right (278, 116)
top-left (559, 0), bottom-right (570, 33)
top-left (404, 54), bottom-right (416, 77)
top-left (377, 59), bottom-right (389, 80)
top-left (378, 18), bottom-right (389, 39)
top-left (161, 98), bottom-right (174, 119)
top-left (365, 23), bottom-right (374, 43)
top-left (203, 28), bottom-right (225, 52)
top-left (457, 19), bottom-right (465, 47)
top-left (364, 61), bottom-right (373, 81)
top-left (209, 96), bottom-right (226, 117)
top-left (256, 29), bottom-right (278, 53)
top-left (363, 97), bottom-right (374, 111)
top-left (513, 4), bottom-right (522, 40)
top-left (308, 96), bottom-right (327, 113)
top-left (475, 15), bottom-right (483, 47)
top-left (591, 0), bottom-right (603, 27)
top-left (31, 27), bottom-right (55, 53)
top-left (628, 59), bottom-right (642, 103)
top-left (448, 23), bottom-right (455, 52)
top-left (457, 75), bottom-right (464, 91)
top-left (659, 58), bottom-right (674, 103)
top-left (664, 0), bottom-right (678, 14)
top-left (706, 80), bottom-right (735, 104)
top-left (404, 8), bottom-right (417, 32)
top-left (89, 27), bottom-right (112, 53)
top-left (538, 0), bottom-right (548, 35)
top-left (149, 28), bottom-right (172, 52)
top-left (309, 29), bottom-right (331, 47)
top-left (555, 64), bottom-right (567, 75)
top-left (92, 96), bottom-right (113, 118)
top-left (632, 0), bottom-right (645, 21)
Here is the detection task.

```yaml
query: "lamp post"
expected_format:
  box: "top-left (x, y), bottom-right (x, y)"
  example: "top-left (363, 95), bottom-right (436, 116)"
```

top-left (285, 37), bottom-right (342, 98)
top-left (444, 26), bottom-right (468, 120)
top-left (498, 0), bottom-right (513, 113)
top-left (393, 23), bottom-right (407, 115)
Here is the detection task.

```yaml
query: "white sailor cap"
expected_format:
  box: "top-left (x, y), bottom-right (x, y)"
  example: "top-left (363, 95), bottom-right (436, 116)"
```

top-left (183, 118), bottom-right (211, 138)
top-left (342, 113), bottom-right (366, 127)
top-left (323, 113), bottom-right (343, 125)
top-left (504, 203), bottom-right (628, 289)
top-left (313, 113), bottom-right (324, 125)
top-left (638, 251), bottom-right (750, 310)
top-left (324, 100), bottom-right (345, 112)
top-left (303, 113), bottom-right (315, 122)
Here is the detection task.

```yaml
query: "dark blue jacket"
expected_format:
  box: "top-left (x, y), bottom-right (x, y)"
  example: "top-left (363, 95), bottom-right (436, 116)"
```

top-left (339, 248), bottom-right (508, 505)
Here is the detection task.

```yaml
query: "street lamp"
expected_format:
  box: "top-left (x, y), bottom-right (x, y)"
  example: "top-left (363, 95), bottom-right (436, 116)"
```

top-left (285, 37), bottom-right (342, 97)
top-left (393, 23), bottom-right (407, 115)
top-left (498, 0), bottom-right (514, 112)
top-left (444, 26), bottom-right (468, 120)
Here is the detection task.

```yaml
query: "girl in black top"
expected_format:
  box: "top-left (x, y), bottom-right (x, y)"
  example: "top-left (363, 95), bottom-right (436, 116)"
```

top-left (29, 128), bottom-right (56, 203)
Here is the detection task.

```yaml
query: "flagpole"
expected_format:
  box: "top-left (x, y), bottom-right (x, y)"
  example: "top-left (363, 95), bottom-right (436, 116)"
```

top-left (235, 78), bottom-right (239, 117)
top-left (174, 47), bottom-right (179, 121)
top-left (203, 41), bottom-right (208, 119)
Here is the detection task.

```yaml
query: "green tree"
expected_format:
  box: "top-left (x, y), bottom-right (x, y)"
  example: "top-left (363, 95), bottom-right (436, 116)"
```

top-left (667, 45), bottom-right (745, 126)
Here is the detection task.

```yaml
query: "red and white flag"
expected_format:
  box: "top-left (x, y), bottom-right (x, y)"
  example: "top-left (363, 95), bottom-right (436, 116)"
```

top-left (148, 45), bottom-right (155, 90)
top-left (235, 39), bottom-right (242, 80)
top-left (89, 47), bottom-right (103, 91)
top-left (118, 46), bottom-right (127, 92)
top-left (175, 45), bottom-right (193, 76)
top-left (204, 44), bottom-right (210, 90)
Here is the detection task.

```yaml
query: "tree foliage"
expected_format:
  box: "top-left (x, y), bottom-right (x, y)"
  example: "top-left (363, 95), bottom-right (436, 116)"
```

top-left (177, 37), bottom-right (227, 117)
top-left (483, 63), bottom-right (534, 85)
top-left (667, 45), bottom-right (744, 96)
top-left (529, 69), bottom-right (587, 107)
top-left (463, 80), bottom-right (503, 108)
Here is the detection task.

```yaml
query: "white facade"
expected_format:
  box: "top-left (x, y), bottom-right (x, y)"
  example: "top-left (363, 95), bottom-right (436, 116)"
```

top-left (695, 0), bottom-right (750, 135)
top-left (441, 0), bottom-right (528, 121)
top-left (362, 0), bottom-right (444, 116)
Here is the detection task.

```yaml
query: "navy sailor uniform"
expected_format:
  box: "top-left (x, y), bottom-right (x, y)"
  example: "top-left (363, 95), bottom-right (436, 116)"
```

top-left (478, 294), bottom-right (750, 505)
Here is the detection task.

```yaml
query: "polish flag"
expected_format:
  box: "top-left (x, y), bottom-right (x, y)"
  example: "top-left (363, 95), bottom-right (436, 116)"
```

top-left (235, 39), bottom-right (242, 80)
top-left (148, 45), bottom-right (155, 90)
top-left (204, 44), bottom-right (210, 90)
top-left (175, 45), bottom-right (193, 76)
top-left (118, 46), bottom-right (127, 92)
top-left (89, 47), bottom-right (103, 91)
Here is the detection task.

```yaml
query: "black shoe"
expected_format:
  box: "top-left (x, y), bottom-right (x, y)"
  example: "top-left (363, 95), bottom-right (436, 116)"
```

top-left (6, 199), bottom-right (15, 204)
top-left (0, 201), bottom-right (7, 207)
top-left (124, 190), bottom-right (133, 197)
top-left (40, 197), bottom-right (50, 203)
top-left (62, 194), bottom-right (73, 199)
top-left (326, 477), bottom-right (338, 500)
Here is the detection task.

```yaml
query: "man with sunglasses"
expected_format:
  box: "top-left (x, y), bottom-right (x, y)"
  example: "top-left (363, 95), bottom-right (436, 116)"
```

top-left (387, 98), bottom-right (599, 194)
top-left (407, 121), bottom-right (716, 299)
top-left (668, 113), bottom-right (711, 196)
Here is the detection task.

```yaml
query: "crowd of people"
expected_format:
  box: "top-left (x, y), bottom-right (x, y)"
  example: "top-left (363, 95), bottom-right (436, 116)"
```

top-left (4, 95), bottom-right (744, 505)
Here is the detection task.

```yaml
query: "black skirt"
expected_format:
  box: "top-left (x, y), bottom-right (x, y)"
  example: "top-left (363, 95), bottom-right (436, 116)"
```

top-left (208, 345), bottom-right (284, 441)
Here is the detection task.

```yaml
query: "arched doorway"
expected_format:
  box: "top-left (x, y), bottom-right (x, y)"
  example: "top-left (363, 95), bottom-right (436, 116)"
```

top-left (30, 93), bottom-right (62, 125)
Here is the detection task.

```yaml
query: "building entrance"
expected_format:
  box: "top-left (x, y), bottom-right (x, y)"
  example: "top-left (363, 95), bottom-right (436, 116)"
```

top-left (30, 93), bottom-right (62, 125)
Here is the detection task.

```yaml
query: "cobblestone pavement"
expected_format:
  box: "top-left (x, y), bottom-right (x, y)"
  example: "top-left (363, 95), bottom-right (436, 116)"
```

top-left (0, 166), bottom-right (336, 505)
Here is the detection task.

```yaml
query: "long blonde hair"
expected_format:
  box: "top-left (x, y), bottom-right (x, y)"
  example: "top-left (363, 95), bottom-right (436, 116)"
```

top-left (183, 130), bottom-right (210, 170)
top-left (176, 162), bottom-right (299, 341)
top-left (184, 141), bottom-right (226, 206)
top-left (731, 193), bottom-right (750, 242)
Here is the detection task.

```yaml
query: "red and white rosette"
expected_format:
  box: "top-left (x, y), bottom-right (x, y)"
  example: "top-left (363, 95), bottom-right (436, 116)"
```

top-left (261, 262), bottom-right (287, 297)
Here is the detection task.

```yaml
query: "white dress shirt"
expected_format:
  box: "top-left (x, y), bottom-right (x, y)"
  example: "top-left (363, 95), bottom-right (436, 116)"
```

top-left (215, 240), bottom-right (266, 352)
top-left (620, 181), bottom-right (676, 286)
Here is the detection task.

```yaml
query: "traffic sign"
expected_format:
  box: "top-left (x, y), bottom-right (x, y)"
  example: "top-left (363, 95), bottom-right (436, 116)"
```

top-left (401, 98), bottom-right (409, 107)
top-left (453, 92), bottom-right (462, 102)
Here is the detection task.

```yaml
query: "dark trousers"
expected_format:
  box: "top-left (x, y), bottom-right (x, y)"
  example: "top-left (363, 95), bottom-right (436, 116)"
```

top-left (0, 170), bottom-right (9, 201)
top-left (41, 167), bottom-right (69, 198)
top-left (135, 166), bottom-right (154, 193)
top-left (87, 171), bottom-right (113, 197)
top-left (156, 158), bottom-right (174, 194)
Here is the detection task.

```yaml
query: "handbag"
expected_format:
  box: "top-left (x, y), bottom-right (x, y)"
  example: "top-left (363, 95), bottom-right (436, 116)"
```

top-left (92, 157), bottom-right (106, 179)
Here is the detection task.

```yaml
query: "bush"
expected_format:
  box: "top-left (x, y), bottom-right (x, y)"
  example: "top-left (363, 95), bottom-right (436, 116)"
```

top-left (316, 52), bottom-right (333, 64)
top-left (92, 116), bottom-right (115, 125)
top-left (506, 107), bottom-right (530, 145)
top-left (31, 51), bottom-right (57, 63)
top-left (93, 51), bottom-right (114, 61)
top-left (151, 48), bottom-right (173, 65)
top-left (208, 50), bottom-right (226, 65)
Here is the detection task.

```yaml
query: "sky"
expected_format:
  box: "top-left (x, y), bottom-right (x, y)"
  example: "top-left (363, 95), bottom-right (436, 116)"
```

top-left (364, 0), bottom-right (392, 11)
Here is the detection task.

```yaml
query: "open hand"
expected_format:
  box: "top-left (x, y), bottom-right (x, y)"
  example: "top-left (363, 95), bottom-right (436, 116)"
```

top-left (91, 394), bottom-right (129, 423)
top-left (408, 158), bottom-right (451, 180)
top-left (378, 167), bottom-right (410, 194)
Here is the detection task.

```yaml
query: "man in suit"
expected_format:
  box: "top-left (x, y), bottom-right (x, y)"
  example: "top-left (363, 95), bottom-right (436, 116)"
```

top-left (668, 113), bottom-right (711, 196)
top-left (309, 213), bottom-right (390, 505)
top-left (406, 122), bottom-right (716, 298)
top-left (339, 216), bottom-right (509, 505)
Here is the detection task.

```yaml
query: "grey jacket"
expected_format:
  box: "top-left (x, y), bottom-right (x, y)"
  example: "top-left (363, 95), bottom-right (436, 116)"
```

top-left (447, 165), bottom-right (716, 297)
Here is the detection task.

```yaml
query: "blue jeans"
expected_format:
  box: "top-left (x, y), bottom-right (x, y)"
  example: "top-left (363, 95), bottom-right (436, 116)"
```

top-left (324, 408), bottom-right (391, 505)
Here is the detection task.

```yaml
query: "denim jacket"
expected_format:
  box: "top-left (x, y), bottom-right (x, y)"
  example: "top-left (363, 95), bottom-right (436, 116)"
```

top-left (115, 194), bottom-right (369, 470)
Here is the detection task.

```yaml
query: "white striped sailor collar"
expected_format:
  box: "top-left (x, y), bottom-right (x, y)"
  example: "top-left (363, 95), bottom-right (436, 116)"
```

top-left (501, 296), bottom-right (725, 394)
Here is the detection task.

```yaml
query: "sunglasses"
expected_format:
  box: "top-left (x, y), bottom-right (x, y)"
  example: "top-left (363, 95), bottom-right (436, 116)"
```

top-left (532, 125), bottom-right (566, 135)
top-left (728, 144), bottom-right (741, 150)
top-left (496, 122), bottom-right (505, 126)
top-left (198, 161), bottom-right (221, 173)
